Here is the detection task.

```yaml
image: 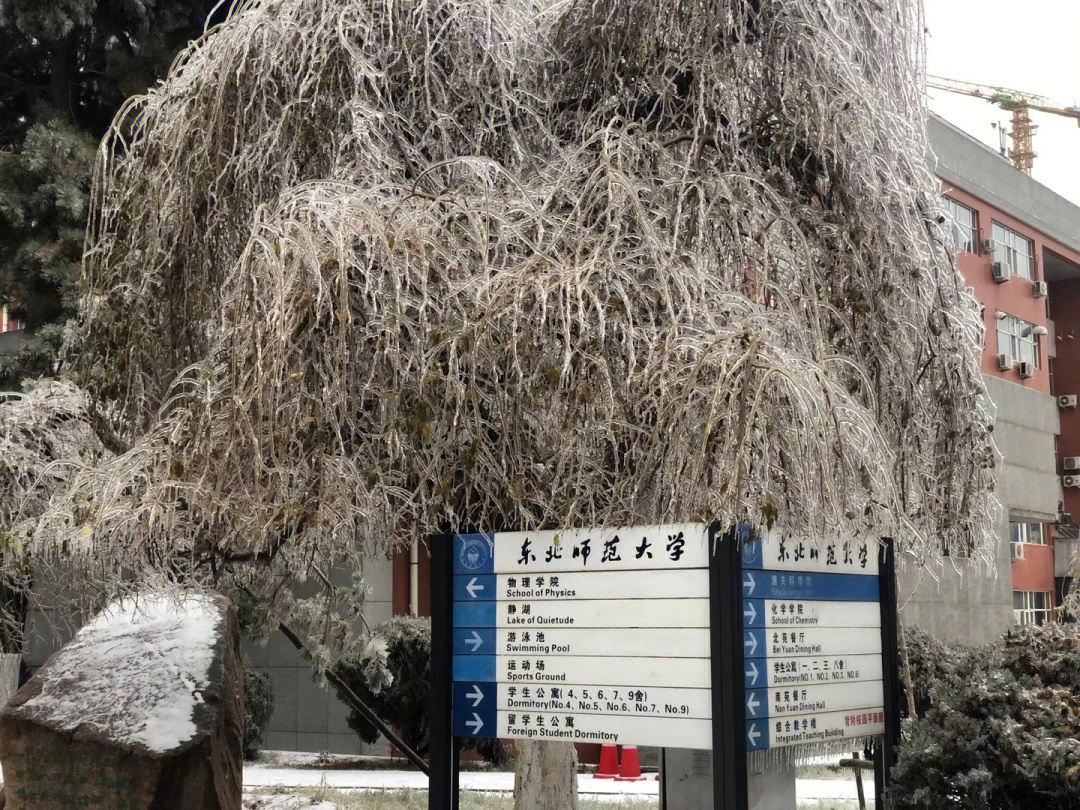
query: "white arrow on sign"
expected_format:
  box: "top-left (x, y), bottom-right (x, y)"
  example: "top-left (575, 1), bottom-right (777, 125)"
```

top-left (744, 633), bottom-right (758, 656)
top-left (466, 712), bottom-right (484, 735)
top-left (467, 631), bottom-right (484, 652)
top-left (743, 601), bottom-right (756, 623)
top-left (747, 723), bottom-right (761, 746)
top-left (743, 572), bottom-right (756, 595)
top-left (466, 578), bottom-right (485, 598)
top-left (746, 692), bottom-right (761, 716)
top-left (746, 661), bottom-right (759, 684)
top-left (466, 685), bottom-right (485, 707)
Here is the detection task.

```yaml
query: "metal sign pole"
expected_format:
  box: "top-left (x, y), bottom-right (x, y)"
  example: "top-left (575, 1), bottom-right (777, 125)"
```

top-left (429, 533), bottom-right (459, 810)
top-left (710, 523), bottom-right (747, 810)
top-left (875, 537), bottom-right (900, 810)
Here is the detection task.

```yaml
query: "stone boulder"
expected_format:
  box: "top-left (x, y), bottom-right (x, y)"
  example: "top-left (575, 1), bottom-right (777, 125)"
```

top-left (0, 591), bottom-right (243, 809)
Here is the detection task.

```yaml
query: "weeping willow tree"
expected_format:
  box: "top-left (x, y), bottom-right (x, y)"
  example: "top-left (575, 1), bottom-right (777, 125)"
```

top-left (1, 0), bottom-right (997, 803)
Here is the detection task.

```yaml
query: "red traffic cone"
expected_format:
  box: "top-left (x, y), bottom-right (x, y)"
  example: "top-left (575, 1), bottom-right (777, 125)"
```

top-left (594, 744), bottom-right (619, 779)
top-left (614, 745), bottom-right (646, 781)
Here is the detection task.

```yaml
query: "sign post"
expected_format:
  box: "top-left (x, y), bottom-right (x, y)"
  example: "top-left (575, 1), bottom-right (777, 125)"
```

top-left (712, 523), bottom-right (746, 810)
top-left (429, 533), bottom-right (458, 810)
top-left (875, 537), bottom-right (901, 810)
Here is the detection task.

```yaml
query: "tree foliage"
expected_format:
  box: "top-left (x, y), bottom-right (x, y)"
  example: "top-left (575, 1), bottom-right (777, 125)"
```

top-left (335, 616), bottom-right (432, 755)
top-left (0, 0), bottom-right (219, 384)
top-left (901, 625), bottom-right (964, 716)
top-left (19, 0), bottom-right (994, 584)
top-left (0, 1), bottom-right (1000, 800)
top-left (243, 664), bottom-right (275, 759)
top-left (891, 624), bottom-right (1080, 809)
top-left (332, 615), bottom-right (507, 764)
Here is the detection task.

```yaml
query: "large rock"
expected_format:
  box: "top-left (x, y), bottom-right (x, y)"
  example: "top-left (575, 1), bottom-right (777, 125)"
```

top-left (0, 591), bottom-right (243, 809)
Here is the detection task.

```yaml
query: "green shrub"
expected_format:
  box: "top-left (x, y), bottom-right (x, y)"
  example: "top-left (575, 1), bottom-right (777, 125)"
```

top-left (890, 623), bottom-right (1080, 809)
top-left (332, 616), bottom-right (507, 764)
top-left (900, 625), bottom-right (966, 716)
top-left (243, 666), bottom-right (276, 758)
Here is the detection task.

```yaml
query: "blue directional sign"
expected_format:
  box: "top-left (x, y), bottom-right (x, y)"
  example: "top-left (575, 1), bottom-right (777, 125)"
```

top-left (453, 681), bottom-right (496, 710)
top-left (454, 575), bottom-right (496, 601)
top-left (740, 531), bottom-right (886, 752)
top-left (740, 569), bottom-right (878, 602)
top-left (453, 708), bottom-right (497, 738)
top-left (450, 524), bottom-right (713, 748)
top-left (453, 628), bottom-right (495, 655)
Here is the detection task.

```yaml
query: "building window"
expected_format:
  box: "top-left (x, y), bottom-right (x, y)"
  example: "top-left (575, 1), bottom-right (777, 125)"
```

top-left (943, 197), bottom-right (977, 254)
top-left (1010, 519), bottom-right (1045, 545)
top-left (996, 314), bottom-right (1040, 368)
top-left (992, 222), bottom-right (1034, 280)
top-left (1013, 590), bottom-right (1051, 627)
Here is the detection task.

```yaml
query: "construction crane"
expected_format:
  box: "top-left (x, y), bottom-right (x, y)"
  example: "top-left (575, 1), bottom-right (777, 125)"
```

top-left (926, 75), bottom-right (1080, 175)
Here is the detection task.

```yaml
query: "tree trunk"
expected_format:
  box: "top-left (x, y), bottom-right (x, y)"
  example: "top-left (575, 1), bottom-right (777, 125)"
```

top-left (514, 741), bottom-right (578, 810)
top-left (0, 653), bottom-right (19, 705)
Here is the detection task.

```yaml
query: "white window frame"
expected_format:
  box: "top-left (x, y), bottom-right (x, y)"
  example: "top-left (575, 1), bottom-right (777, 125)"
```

top-left (993, 222), bottom-right (1035, 281)
top-left (996, 314), bottom-right (1040, 369)
top-left (943, 197), bottom-right (977, 254)
top-left (1010, 519), bottom-right (1045, 546)
top-left (1013, 590), bottom-right (1051, 627)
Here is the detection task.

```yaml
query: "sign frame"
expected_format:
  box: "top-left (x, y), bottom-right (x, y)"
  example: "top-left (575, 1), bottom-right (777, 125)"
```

top-left (428, 525), bottom-right (900, 810)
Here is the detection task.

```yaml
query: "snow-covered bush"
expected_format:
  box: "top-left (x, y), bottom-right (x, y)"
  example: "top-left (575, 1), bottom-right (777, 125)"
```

top-left (331, 616), bottom-right (506, 764)
top-left (890, 624), bottom-right (1080, 809)
top-left (901, 625), bottom-right (965, 716)
top-left (244, 665), bottom-right (275, 758)
top-left (334, 616), bottom-right (432, 756)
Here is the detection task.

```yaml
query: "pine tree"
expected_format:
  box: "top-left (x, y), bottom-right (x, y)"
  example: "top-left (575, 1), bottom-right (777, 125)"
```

top-left (0, 0), bottom-right (220, 384)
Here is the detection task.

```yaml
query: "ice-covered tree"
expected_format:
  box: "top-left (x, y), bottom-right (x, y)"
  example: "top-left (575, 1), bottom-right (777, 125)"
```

top-left (2, 0), bottom-right (997, 804)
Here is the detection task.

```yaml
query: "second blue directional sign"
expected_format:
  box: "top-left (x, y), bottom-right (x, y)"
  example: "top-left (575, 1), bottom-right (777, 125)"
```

top-left (740, 532), bottom-right (886, 752)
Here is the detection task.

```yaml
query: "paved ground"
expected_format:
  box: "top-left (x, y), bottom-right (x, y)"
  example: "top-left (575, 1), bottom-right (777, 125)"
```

top-left (244, 766), bottom-right (657, 798)
top-left (243, 763), bottom-right (872, 805)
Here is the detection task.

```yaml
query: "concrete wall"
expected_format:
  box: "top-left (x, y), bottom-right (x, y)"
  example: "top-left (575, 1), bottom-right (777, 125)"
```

top-left (985, 375), bottom-right (1061, 522)
top-left (249, 553), bottom-right (395, 755)
top-left (898, 374), bottom-right (1059, 644)
top-left (897, 517), bottom-right (1013, 646)
top-left (0, 328), bottom-right (27, 357)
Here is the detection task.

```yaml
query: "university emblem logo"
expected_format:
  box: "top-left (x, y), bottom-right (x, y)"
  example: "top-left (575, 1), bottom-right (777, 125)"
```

top-left (459, 536), bottom-right (489, 570)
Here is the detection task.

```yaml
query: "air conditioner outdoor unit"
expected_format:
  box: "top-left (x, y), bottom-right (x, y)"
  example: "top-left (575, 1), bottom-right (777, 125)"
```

top-left (1059, 394), bottom-right (1078, 409)
top-left (981, 238), bottom-right (994, 255)
top-left (1065, 457), bottom-right (1080, 471)
top-left (1018, 361), bottom-right (1034, 379)
top-left (992, 261), bottom-right (1011, 283)
top-left (1011, 542), bottom-right (1025, 561)
top-left (1034, 281), bottom-right (1049, 298)
top-left (1065, 475), bottom-right (1080, 489)
top-left (998, 354), bottom-right (1013, 371)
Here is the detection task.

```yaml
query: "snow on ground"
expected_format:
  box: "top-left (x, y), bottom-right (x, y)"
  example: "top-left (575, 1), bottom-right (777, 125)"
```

top-left (245, 795), bottom-right (337, 810)
top-left (16, 592), bottom-right (221, 754)
top-left (243, 757), bottom-right (870, 806)
top-left (245, 764), bottom-right (658, 799)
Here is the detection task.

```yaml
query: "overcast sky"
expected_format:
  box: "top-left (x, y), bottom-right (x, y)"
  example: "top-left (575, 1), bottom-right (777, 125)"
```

top-left (923, 0), bottom-right (1080, 206)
